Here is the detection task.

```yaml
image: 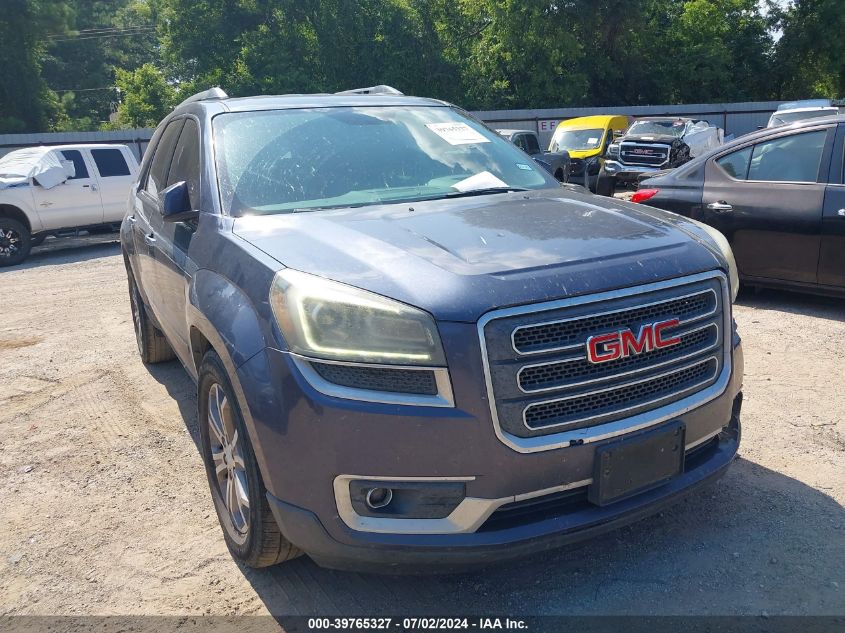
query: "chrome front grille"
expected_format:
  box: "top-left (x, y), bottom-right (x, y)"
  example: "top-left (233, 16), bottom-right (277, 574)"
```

top-left (523, 357), bottom-right (719, 430)
top-left (619, 142), bottom-right (670, 167)
top-left (479, 274), bottom-right (729, 449)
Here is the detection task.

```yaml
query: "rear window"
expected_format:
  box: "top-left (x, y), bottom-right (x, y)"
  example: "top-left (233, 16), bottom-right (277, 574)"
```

top-left (716, 147), bottom-right (752, 179)
top-left (91, 149), bottom-right (130, 177)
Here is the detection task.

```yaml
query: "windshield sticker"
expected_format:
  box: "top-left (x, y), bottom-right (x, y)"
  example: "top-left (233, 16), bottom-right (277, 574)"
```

top-left (452, 171), bottom-right (509, 192)
top-left (587, 137), bottom-right (599, 144)
top-left (426, 122), bottom-right (491, 145)
top-left (516, 163), bottom-right (533, 171)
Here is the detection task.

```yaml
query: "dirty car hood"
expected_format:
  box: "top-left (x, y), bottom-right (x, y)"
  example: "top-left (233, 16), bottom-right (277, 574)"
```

top-left (620, 134), bottom-right (681, 145)
top-left (233, 188), bottom-right (720, 322)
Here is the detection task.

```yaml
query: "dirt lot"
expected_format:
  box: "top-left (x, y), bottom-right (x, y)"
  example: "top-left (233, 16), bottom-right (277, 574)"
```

top-left (0, 236), bottom-right (843, 618)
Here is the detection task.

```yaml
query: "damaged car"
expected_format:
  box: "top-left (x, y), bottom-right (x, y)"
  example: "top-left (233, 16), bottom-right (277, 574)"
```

top-left (597, 118), bottom-right (724, 196)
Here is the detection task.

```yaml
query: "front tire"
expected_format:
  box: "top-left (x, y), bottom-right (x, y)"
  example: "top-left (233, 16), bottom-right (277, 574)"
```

top-left (127, 272), bottom-right (175, 364)
top-left (198, 351), bottom-right (301, 568)
top-left (0, 217), bottom-right (32, 267)
top-left (595, 171), bottom-right (615, 197)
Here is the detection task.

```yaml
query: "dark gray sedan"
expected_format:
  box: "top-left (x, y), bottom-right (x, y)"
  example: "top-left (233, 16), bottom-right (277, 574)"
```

top-left (635, 116), bottom-right (845, 297)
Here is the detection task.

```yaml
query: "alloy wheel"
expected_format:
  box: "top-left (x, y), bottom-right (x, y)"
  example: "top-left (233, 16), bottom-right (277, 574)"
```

top-left (207, 383), bottom-right (250, 540)
top-left (0, 228), bottom-right (21, 259)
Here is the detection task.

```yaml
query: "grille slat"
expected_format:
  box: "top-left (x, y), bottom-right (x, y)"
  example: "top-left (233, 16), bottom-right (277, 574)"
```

top-left (523, 357), bottom-right (719, 430)
top-left (513, 290), bottom-right (715, 355)
top-left (482, 277), bottom-right (726, 440)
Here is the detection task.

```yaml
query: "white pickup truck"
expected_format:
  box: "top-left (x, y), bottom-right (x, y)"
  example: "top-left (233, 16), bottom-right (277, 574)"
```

top-left (0, 144), bottom-right (139, 266)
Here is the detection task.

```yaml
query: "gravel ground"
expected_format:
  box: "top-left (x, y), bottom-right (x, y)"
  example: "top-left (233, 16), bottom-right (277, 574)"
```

top-left (0, 235), bottom-right (842, 617)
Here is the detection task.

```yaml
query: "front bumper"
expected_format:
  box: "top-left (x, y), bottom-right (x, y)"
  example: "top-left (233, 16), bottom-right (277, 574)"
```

top-left (603, 160), bottom-right (667, 182)
top-left (268, 410), bottom-right (739, 572)
top-left (235, 320), bottom-right (744, 571)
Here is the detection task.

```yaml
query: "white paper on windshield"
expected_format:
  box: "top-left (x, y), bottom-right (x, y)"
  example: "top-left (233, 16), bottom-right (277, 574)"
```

top-left (452, 171), bottom-right (509, 192)
top-left (587, 137), bottom-right (599, 144)
top-left (426, 122), bottom-right (490, 145)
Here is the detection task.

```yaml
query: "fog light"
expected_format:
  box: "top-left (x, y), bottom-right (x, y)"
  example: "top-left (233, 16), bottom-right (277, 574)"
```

top-left (365, 487), bottom-right (393, 510)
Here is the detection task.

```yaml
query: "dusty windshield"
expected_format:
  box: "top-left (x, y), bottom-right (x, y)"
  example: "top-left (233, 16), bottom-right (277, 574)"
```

top-left (627, 120), bottom-right (687, 137)
top-left (213, 106), bottom-right (557, 215)
top-left (549, 128), bottom-right (604, 152)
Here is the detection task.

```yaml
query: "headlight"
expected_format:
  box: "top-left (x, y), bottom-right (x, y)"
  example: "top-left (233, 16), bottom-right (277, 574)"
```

top-left (269, 269), bottom-right (446, 366)
top-left (687, 219), bottom-right (740, 302)
top-left (606, 143), bottom-right (620, 159)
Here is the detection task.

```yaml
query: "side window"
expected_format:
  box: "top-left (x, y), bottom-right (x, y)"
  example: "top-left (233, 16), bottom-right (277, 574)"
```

top-left (166, 119), bottom-right (201, 209)
top-left (145, 119), bottom-right (185, 198)
top-left (525, 134), bottom-right (541, 154)
top-left (716, 146), bottom-right (752, 180)
top-left (512, 134), bottom-right (527, 151)
top-left (59, 150), bottom-right (89, 180)
top-left (91, 149), bottom-right (130, 177)
top-left (747, 130), bottom-right (827, 183)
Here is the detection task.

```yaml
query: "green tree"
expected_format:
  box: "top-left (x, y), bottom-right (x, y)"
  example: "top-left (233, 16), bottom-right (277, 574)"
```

top-left (114, 63), bottom-right (177, 127)
top-left (42, 0), bottom-right (159, 130)
top-left (0, 0), bottom-right (71, 132)
top-left (771, 0), bottom-right (845, 98)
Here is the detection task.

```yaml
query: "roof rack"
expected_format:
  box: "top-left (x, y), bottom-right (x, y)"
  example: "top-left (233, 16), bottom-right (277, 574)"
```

top-left (334, 85), bottom-right (404, 96)
top-left (177, 87), bottom-right (228, 108)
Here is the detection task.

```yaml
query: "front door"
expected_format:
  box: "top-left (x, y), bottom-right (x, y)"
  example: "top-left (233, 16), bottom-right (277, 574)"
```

top-left (149, 118), bottom-right (202, 359)
top-left (31, 149), bottom-right (103, 230)
top-left (133, 119), bottom-right (185, 324)
top-left (702, 127), bottom-right (833, 284)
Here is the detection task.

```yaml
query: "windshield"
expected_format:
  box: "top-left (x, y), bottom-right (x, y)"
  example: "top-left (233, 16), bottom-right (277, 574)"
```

top-left (770, 109), bottom-right (837, 126)
top-left (549, 128), bottom-right (604, 152)
top-left (213, 106), bottom-right (557, 215)
top-left (627, 120), bottom-right (688, 137)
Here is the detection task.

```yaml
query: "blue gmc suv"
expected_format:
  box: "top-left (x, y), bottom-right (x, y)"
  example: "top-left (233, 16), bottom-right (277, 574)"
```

top-left (121, 86), bottom-right (744, 571)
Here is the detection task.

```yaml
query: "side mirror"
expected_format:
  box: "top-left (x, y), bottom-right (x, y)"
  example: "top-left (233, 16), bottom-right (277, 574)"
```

top-left (159, 181), bottom-right (198, 222)
top-left (612, 130), bottom-right (624, 139)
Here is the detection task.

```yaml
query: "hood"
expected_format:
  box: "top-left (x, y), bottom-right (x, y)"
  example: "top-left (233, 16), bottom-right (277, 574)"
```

top-left (620, 134), bottom-right (682, 145)
top-left (567, 148), bottom-right (603, 160)
top-left (234, 188), bottom-right (721, 322)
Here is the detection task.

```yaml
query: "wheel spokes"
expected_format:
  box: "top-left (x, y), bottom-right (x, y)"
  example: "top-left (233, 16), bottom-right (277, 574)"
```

top-left (207, 381), bottom-right (250, 536)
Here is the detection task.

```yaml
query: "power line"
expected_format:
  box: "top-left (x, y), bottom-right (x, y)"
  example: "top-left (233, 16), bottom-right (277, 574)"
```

top-left (47, 27), bottom-right (156, 43)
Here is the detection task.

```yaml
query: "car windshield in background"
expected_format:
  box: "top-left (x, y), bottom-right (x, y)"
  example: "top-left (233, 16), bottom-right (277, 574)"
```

top-left (549, 128), bottom-right (604, 152)
top-left (627, 120), bottom-right (687, 137)
top-left (770, 110), bottom-right (837, 126)
top-left (213, 106), bottom-right (557, 215)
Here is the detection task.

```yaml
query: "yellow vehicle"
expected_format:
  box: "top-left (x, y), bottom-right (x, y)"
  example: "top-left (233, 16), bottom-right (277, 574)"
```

top-left (548, 115), bottom-right (629, 191)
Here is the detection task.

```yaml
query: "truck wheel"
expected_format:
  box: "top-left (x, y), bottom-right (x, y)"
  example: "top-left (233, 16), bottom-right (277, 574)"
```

top-left (128, 274), bottom-right (176, 364)
top-left (198, 350), bottom-right (302, 568)
top-left (0, 218), bottom-right (32, 267)
top-left (595, 173), bottom-right (615, 197)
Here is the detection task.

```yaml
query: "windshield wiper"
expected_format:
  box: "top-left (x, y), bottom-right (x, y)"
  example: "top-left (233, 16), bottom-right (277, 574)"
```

top-left (441, 186), bottom-right (529, 199)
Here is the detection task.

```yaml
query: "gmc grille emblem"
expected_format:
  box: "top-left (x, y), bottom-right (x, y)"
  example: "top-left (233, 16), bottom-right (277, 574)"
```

top-left (586, 318), bottom-right (681, 364)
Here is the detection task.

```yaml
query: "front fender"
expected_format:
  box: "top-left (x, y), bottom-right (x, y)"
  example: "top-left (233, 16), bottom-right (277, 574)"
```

top-left (0, 190), bottom-right (42, 232)
top-left (188, 269), bottom-right (268, 378)
top-left (187, 268), bottom-right (277, 479)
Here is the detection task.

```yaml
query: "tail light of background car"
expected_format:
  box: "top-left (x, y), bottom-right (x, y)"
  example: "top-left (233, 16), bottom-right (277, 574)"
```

top-left (631, 188), bottom-right (660, 204)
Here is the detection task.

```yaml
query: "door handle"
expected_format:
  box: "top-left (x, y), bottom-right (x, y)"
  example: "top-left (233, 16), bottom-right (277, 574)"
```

top-left (837, 208), bottom-right (845, 217)
top-left (706, 201), bottom-right (733, 213)
top-left (144, 233), bottom-right (157, 246)
top-left (127, 214), bottom-right (136, 223)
